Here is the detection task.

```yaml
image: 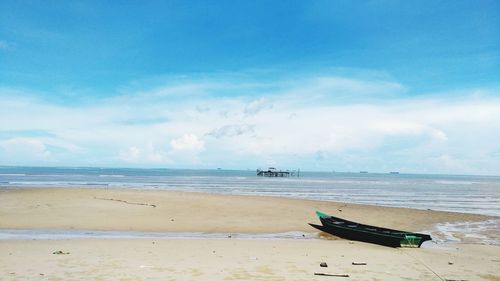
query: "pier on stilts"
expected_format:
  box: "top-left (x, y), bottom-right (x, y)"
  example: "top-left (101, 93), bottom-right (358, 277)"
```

top-left (256, 167), bottom-right (298, 177)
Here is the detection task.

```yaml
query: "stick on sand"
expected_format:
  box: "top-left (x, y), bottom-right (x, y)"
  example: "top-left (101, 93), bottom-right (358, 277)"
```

top-left (314, 272), bottom-right (349, 277)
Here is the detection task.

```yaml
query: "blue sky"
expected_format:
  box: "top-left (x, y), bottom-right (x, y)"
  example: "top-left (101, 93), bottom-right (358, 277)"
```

top-left (1, 1), bottom-right (499, 174)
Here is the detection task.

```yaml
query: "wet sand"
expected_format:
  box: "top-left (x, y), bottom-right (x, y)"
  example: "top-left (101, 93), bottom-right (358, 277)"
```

top-left (0, 187), bottom-right (490, 232)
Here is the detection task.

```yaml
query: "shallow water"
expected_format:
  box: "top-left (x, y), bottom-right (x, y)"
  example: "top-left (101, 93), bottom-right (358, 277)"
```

top-left (1, 227), bottom-right (496, 246)
top-left (0, 229), bottom-right (314, 240)
top-left (2, 166), bottom-right (499, 216)
top-left (424, 219), bottom-right (500, 245)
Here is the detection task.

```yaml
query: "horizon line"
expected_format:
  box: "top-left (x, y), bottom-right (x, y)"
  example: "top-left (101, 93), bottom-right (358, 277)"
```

top-left (1, 165), bottom-right (498, 178)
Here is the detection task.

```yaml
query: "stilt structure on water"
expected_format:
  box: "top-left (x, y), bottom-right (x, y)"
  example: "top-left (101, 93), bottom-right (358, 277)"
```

top-left (256, 167), bottom-right (299, 177)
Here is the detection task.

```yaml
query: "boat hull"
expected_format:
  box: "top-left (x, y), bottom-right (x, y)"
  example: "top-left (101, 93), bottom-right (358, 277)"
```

top-left (311, 221), bottom-right (403, 247)
top-left (311, 211), bottom-right (432, 248)
top-left (317, 211), bottom-right (432, 242)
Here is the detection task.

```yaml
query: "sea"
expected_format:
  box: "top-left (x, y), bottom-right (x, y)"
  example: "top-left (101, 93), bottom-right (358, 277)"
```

top-left (1, 166), bottom-right (499, 245)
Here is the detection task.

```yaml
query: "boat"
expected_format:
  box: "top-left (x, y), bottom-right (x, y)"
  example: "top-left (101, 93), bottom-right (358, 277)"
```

top-left (310, 211), bottom-right (432, 248)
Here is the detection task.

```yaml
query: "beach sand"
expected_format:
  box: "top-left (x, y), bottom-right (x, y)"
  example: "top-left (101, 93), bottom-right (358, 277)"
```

top-left (1, 239), bottom-right (499, 281)
top-left (0, 187), bottom-right (499, 280)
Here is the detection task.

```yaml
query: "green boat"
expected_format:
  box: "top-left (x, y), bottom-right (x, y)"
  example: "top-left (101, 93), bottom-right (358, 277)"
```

top-left (310, 211), bottom-right (432, 248)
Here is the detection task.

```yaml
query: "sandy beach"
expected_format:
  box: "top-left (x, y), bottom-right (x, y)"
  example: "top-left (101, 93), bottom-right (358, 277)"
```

top-left (0, 187), bottom-right (499, 280)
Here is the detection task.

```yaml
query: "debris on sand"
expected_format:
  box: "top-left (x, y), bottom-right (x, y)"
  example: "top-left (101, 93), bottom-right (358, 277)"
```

top-left (52, 250), bottom-right (70, 255)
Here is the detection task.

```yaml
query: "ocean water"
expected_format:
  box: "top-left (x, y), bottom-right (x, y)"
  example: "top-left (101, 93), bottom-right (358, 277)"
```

top-left (1, 166), bottom-right (499, 245)
top-left (1, 166), bottom-right (499, 217)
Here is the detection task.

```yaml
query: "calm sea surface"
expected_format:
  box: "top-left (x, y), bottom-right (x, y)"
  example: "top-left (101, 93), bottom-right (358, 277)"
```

top-left (1, 166), bottom-right (499, 217)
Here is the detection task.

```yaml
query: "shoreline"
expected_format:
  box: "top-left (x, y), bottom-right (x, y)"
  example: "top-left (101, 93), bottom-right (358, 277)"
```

top-left (1, 186), bottom-right (498, 246)
top-left (3, 168), bottom-right (499, 218)
top-left (3, 183), bottom-right (499, 217)
top-left (0, 186), bottom-right (493, 233)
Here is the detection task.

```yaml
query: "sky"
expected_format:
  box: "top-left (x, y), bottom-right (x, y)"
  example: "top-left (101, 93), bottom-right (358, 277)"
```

top-left (0, 0), bottom-right (499, 175)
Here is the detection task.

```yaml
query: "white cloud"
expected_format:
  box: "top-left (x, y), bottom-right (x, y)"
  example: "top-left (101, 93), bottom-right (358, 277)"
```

top-left (281, 76), bottom-right (405, 102)
top-left (313, 76), bottom-right (405, 96)
top-left (119, 143), bottom-right (170, 164)
top-left (208, 124), bottom-right (255, 138)
top-left (244, 98), bottom-right (272, 116)
top-left (371, 120), bottom-right (448, 142)
top-left (433, 154), bottom-right (468, 171)
top-left (0, 138), bottom-right (51, 160)
top-left (1, 75), bottom-right (499, 174)
top-left (170, 134), bottom-right (205, 153)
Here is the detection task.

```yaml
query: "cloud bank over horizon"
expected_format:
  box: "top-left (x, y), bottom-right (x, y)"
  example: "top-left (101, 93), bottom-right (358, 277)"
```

top-left (1, 73), bottom-right (499, 175)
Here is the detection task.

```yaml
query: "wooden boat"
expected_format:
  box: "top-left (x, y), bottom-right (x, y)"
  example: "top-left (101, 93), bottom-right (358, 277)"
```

top-left (310, 211), bottom-right (432, 248)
